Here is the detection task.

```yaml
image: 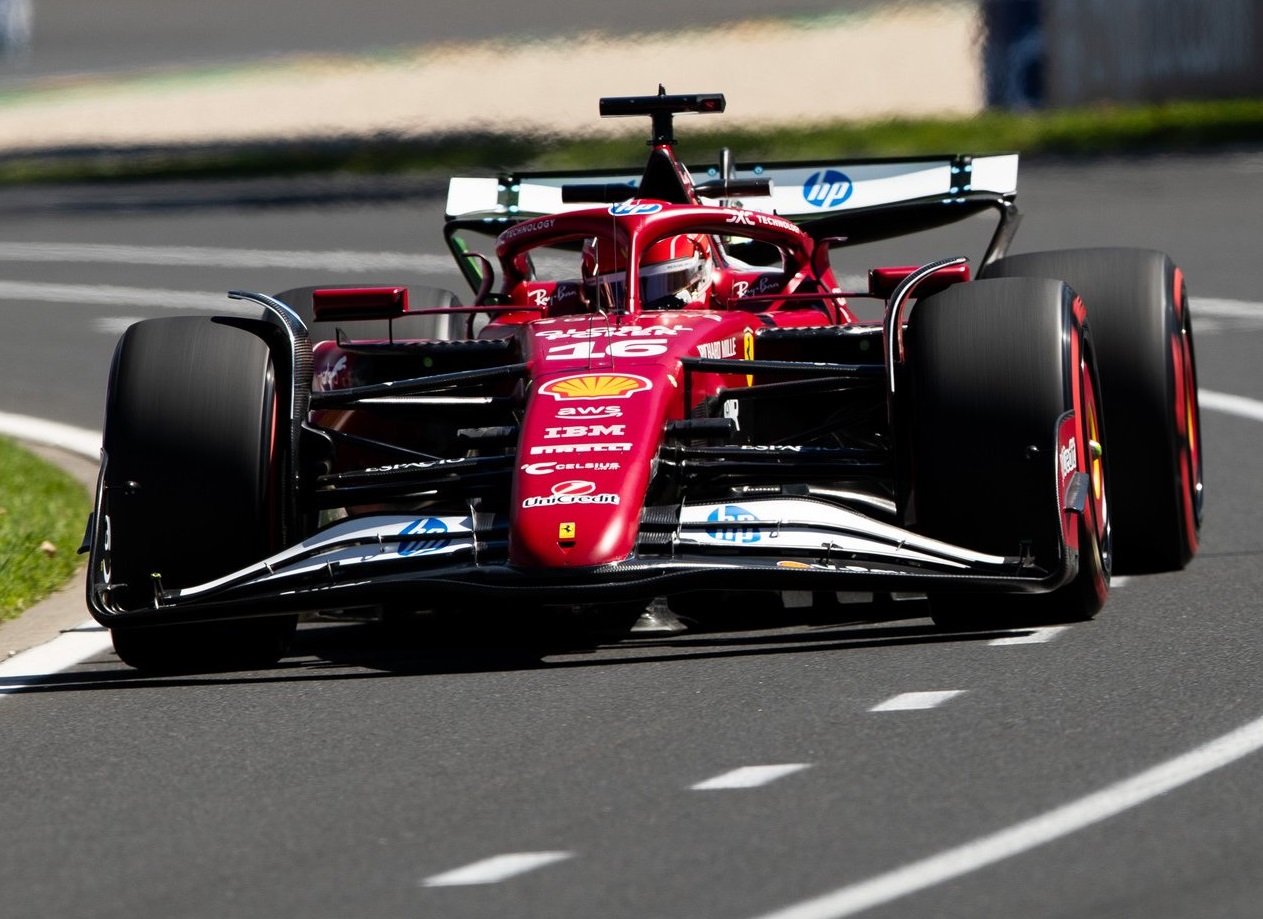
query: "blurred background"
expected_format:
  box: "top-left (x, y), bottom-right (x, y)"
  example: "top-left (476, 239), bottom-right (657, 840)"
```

top-left (1, 0), bottom-right (1259, 155)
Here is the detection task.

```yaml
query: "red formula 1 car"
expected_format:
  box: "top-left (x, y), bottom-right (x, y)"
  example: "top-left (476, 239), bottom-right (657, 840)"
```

top-left (82, 90), bottom-right (1203, 672)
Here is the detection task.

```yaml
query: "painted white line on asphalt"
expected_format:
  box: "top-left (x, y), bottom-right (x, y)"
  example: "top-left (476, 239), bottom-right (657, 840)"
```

top-left (0, 250), bottom-right (1258, 323)
top-left (988, 626), bottom-right (1069, 646)
top-left (1193, 297), bottom-right (1263, 319)
top-left (744, 710), bottom-right (1263, 919)
top-left (736, 378), bottom-right (1263, 919)
top-left (0, 624), bottom-right (113, 695)
top-left (869, 691), bottom-right (965, 712)
top-left (1199, 389), bottom-right (1263, 423)
top-left (0, 412), bottom-right (100, 459)
top-left (0, 242), bottom-right (448, 273)
top-left (420, 851), bottom-right (574, 887)
top-left (0, 280), bottom-right (255, 311)
top-left (692, 764), bottom-right (812, 790)
top-left (93, 316), bottom-right (144, 335)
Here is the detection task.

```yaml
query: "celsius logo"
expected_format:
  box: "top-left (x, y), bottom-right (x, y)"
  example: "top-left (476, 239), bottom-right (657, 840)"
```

top-left (398, 517), bottom-right (451, 556)
top-left (802, 169), bottom-right (853, 209)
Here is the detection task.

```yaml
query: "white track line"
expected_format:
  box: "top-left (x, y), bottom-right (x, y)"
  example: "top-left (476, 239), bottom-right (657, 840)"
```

top-left (745, 711), bottom-right (1263, 919)
top-left (0, 242), bottom-right (447, 273)
top-left (988, 626), bottom-right (1070, 646)
top-left (0, 280), bottom-right (254, 311)
top-left (420, 851), bottom-right (574, 887)
top-left (869, 691), bottom-right (965, 711)
top-left (692, 764), bottom-right (812, 790)
top-left (1199, 389), bottom-right (1263, 422)
top-left (0, 412), bottom-right (100, 459)
top-left (0, 624), bottom-right (112, 695)
top-left (1192, 297), bottom-right (1263, 319)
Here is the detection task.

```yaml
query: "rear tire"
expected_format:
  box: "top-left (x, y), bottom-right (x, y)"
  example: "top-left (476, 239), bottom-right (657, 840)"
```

top-left (102, 316), bottom-right (297, 672)
top-left (981, 248), bottom-right (1201, 573)
top-left (905, 277), bottom-right (1111, 630)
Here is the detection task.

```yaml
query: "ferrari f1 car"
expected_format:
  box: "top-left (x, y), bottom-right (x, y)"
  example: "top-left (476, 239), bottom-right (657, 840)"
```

top-left (82, 89), bottom-right (1203, 672)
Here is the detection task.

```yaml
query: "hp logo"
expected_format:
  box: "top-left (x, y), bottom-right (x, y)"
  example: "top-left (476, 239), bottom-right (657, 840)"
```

top-left (398, 517), bottom-right (451, 556)
top-left (705, 505), bottom-right (762, 544)
top-left (802, 170), bottom-right (853, 209)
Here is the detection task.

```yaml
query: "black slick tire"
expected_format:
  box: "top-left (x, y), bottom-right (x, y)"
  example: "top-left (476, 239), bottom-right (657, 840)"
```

top-left (981, 248), bottom-right (1201, 573)
top-left (905, 276), bottom-right (1111, 630)
top-left (101, 316), bottom-right (297, 673)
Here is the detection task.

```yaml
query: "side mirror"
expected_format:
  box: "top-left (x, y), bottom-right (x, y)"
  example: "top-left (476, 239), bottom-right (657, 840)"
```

top-left (868, 263), bottom-right (971, 299)
top-left (311, 287), bottom-right (408, 321)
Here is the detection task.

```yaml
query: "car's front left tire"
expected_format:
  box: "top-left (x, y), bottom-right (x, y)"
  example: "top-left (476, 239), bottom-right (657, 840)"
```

top-left (100, 316), bottom-right (297, 673)
top-left (904, 276), bottom-right (1111, 631)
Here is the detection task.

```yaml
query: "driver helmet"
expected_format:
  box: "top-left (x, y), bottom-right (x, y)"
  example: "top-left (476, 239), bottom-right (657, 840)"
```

top-left (582, 233), bottom-right (714, 310)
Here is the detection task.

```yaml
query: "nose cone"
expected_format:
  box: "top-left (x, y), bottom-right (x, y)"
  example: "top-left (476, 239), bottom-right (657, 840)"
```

top-left (509, 370), bottom-right (668, 568)
top-left (511, 494), bottom-right (640, 567)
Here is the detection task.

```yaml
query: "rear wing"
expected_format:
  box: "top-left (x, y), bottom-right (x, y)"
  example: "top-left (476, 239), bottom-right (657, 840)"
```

top-left (443, 153), bottom-right (1021, 294)
top-left (446, 153), bottom-right (1017, 221)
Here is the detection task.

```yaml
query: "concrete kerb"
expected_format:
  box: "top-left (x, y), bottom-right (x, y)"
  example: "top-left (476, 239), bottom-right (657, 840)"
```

top-left (0, 442), bottom-right (99, 661)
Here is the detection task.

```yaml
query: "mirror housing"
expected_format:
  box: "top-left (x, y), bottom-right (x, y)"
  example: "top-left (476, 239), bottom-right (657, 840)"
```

top-left (311, 287), bottom-right (409, 321)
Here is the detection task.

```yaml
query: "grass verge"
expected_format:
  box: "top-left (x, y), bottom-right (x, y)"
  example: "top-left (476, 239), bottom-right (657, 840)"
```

top-left (2, 97), bottom-right (1263, 185)
top-left (0, 438), bottom-right (91, 623)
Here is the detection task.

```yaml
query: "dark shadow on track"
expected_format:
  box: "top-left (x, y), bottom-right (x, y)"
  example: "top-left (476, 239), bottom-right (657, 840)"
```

top-left (0, 596), bottom-right (1055, 693)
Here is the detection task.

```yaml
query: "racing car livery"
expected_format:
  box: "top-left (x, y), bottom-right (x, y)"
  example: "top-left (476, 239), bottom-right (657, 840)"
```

top-left (82, 89), bottom-right (1203, 672)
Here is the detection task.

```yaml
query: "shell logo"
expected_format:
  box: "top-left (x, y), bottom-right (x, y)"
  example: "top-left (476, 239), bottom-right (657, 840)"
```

top-left (538, 373), bottom-right (652, 400)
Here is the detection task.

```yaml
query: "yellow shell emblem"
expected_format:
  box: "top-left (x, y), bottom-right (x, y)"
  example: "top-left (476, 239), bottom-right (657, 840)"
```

top-left (539, 373), bottom-right (652, 400)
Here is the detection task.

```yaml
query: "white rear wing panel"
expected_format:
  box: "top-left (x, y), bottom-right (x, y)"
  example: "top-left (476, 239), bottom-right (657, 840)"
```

top-left (444, 154), bottom-right (1019, 221)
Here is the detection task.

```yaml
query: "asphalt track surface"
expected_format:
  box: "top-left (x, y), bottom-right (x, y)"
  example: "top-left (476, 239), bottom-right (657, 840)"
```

top-left (2, 150), bottom-right (1263, 919)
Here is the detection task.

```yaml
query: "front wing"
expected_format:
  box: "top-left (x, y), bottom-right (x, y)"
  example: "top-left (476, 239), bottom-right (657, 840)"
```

top-left (86, 493), bottom-right (1083, 627)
